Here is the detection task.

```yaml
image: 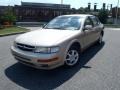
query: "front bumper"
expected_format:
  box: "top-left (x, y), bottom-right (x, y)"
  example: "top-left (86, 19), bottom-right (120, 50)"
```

top-left (11, 46), bottom-right (64, 69)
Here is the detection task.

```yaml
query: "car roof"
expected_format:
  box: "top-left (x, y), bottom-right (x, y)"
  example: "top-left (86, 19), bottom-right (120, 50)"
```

top-left (60, 14), bottom-right (94, 18)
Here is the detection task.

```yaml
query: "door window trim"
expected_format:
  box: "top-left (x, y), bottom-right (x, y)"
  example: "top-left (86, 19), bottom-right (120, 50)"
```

top-left (90, 16), bottom-right (100, 27)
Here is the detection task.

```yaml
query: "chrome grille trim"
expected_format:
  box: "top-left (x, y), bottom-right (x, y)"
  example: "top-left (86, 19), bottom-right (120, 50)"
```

top-left (16, 43), bottom-right (35, 52)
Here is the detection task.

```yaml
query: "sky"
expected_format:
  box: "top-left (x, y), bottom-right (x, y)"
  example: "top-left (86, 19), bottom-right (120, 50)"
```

top-left (0, 0), bottom-right (118, 9)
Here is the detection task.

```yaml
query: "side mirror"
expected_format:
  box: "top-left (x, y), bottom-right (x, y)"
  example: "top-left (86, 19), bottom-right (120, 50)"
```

top-left (84, 25), bottom-right (93, 30)
top-left (42, 23), bottom-right (47, 28)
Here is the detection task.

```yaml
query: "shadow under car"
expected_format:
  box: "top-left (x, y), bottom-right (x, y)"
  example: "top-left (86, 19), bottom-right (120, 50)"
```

top-left (5, 42), bottom-right (105, 90)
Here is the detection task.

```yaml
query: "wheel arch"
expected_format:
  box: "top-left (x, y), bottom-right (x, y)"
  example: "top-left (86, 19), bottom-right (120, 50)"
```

top-left (63, 39), bottom-right (81, 62)
top-left (67, 40), bottom-right (81, 52)
top-left (101, 30), bottom-right (104, 36)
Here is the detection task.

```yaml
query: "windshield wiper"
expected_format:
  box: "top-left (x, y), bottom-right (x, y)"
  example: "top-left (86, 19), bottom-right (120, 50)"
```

top-left (52, 27), bottom-right (63, 29)
top-left (44, 27), bottom-right (62, 29)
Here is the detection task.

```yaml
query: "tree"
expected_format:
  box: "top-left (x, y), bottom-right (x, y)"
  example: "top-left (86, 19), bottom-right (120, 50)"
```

top-left (78, 7), bottom-right (88, 14)
top-left (0, 16), bottom-right (2, 24)
top-left (1, 7), bottom-right (16, 25)
top-left (98, 9), bottom-right (108, 24)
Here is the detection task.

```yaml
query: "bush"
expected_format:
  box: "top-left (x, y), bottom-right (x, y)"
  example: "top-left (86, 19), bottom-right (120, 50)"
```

top-left (107, 21), bottom-right (113, 24)
top-left (0, 16), bottom-right (2, 24)
top-left (98, 10), bottom-right (108, 24)
top-left (0, 25), bottom-right (4, 29)
top-left (1, 14), bottom-right (16, 24)
top-left (1, 8), bottom-right (16, 25)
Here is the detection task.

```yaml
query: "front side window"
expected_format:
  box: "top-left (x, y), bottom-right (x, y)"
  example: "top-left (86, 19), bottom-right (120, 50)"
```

top-left (90, 16), bottom-right (100, 26)
top-left (84, 17), bottom-right (93, 26)
top-left (44, 16), bottom-right (82, 30)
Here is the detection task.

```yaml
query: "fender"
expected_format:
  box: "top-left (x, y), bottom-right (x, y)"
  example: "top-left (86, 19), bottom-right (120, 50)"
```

top-left (63, 39), bottom-right (81, 61)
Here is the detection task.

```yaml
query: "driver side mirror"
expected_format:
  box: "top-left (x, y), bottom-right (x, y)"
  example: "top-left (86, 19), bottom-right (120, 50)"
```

top-left (42, 23), bottom-right (47, 28)
top-left (84, 25), bottom-right (93, 31)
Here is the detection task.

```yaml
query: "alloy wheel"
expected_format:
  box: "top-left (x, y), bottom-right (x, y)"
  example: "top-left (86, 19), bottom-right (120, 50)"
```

top-left (65, 49), bottom-right (79, 66)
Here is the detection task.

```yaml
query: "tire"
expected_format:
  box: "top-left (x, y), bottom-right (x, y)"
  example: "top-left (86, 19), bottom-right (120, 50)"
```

top-left (65, 46), bottom-right (80, 66)
top-left (97, 34), bottom-right (103, 45)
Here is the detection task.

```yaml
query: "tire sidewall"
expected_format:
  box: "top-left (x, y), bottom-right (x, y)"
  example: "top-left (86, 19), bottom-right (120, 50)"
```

top-left (98, 34), bottom-right (103, 44)
top-left (65, 46), bottom-right (80, 66)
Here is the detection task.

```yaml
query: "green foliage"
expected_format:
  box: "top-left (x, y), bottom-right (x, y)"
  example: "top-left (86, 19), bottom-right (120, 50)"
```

top-left (1, 14), bottom-right (16, 23)
top-left (98, 10), bottom-right (108, 24)
top-left (107, 21), bottom-right (113, 24)
top-left (0, 8), bottom-right (16, 24)
top-left (78, 7), bottom-right (89, 14)
top-left (0, 24), bottom-right (4, 29)
top-left (0, 18), bottom-right (3, 29)
top-left (0, 16), bottom-right (2, 24)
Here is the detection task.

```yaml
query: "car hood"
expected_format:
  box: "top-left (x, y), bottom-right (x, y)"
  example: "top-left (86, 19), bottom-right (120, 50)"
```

top-left (15, 29), bottom-right (80, 46)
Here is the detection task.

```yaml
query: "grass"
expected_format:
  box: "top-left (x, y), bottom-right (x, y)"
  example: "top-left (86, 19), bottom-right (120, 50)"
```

top-left (0, 26), bottom-right (28, 36)
top-left (105, 24), bottom-right (120, 28)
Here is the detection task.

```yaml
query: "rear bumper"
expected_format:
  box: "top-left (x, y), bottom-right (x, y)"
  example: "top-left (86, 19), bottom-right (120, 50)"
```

top-left (11, 46), bottom-right (64, 69)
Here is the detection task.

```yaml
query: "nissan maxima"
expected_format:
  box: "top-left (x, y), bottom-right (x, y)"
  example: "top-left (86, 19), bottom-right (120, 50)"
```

top-left (11, 14), bottom-right (104, 69)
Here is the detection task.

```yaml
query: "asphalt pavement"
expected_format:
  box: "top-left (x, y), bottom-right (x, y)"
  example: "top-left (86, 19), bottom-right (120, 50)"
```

top-left (0, 28), bottom-right (120, 90)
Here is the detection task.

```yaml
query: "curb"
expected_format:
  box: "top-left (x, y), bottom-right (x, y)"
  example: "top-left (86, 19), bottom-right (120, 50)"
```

top-left (0, 32), bottom-right (26, 37)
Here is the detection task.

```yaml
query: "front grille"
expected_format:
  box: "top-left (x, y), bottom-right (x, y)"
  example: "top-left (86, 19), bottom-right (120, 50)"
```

top-left (16, 43), bottom-right (35, 52)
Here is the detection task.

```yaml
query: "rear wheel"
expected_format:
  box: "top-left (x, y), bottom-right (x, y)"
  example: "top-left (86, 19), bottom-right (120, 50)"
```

top-left (65, 46), bottom-right (80, 66)
top-left (97, 34), bottom-right (103, 44)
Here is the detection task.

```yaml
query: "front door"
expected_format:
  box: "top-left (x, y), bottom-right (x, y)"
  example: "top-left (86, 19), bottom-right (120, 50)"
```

top-left (83, 17), bottom-right (95, 48)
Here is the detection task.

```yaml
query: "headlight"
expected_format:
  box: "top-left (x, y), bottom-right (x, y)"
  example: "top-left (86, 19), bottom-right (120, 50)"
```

top-left (34, 46), bottom-right (59, 53)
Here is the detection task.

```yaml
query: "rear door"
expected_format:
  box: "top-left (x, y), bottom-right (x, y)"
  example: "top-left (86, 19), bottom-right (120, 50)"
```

top-left (90, 16), bottom-right (101, 41)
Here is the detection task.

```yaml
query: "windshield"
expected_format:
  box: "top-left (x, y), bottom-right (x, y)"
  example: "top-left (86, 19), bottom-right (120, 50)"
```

top-left (44, 16), bottom-right (82, 30)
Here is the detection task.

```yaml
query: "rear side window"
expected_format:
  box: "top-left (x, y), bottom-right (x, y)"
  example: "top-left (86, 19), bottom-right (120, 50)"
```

top-left (90, 16), bottom-right (100, 26)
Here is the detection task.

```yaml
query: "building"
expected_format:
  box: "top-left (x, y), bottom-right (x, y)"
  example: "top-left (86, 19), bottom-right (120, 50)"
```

top-left (112, 7), bottom-right (120, 18)
top-left (0, 2), bottom-right (77, 22)
top-left (0, 6), bottom-right (13, 15)
top-left (13, 2), bottom-right (76, 22)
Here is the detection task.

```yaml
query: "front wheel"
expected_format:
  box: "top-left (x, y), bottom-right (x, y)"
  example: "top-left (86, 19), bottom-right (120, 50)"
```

top-left (65, 47), bottom-right (80, 66)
